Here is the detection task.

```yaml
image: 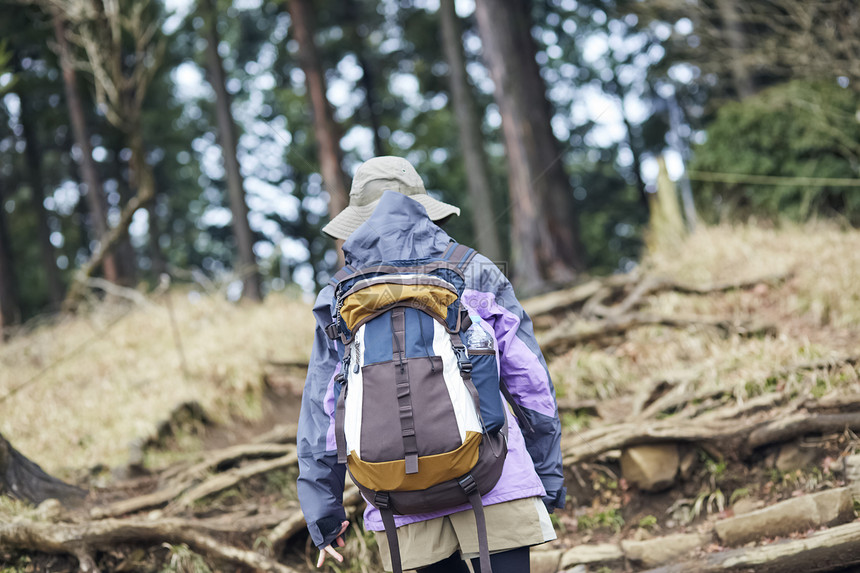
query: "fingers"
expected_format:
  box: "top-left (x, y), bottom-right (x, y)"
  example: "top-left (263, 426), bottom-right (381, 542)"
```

top-left (315, 522), bottom-right (350, 568)
top-left (316, 545), bottom-right (344, 568)
top-left (326, 545), bottom-right (344, 562)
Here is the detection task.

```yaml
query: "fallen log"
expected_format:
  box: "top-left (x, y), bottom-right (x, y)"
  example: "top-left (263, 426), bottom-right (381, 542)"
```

top-left (0, 517), bottom-right (300, 573)
top-left (645, 521), bottom-right (860, 573)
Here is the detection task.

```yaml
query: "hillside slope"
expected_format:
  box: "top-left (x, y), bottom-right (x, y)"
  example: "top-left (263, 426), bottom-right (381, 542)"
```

top-left (1, 222), bottom-right (859, 572)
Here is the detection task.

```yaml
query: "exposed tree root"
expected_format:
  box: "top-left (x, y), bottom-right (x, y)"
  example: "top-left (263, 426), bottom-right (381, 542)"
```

top-left (93, 446), bottom-right (297, 519)
top-left (540, 312), bottom-right (775, 355)
top-left (523, 271), bottom-right (790, 328)
top-left (632, 356), bottom-right (859, 421)
top-left (91, 478), bottom-right (189, 519)
top-left (268, 485), bottom-right (364, 550)
top-left (191, 506), bottom-right (300, 533)
top-left (252, 423), bottom-right (298, 445)
top-left (563, 403), bottom-right (860, 465)
top-left (166, 442), bottom-right (296, 481)
top-left (522, 278), bottom-right (615, 323)
top-left (601, 272), bottom-right (792, 318)
top-left (746, 412), bottom-right (860, 454)
top-left (170, 451), bottom-right (299, 510)
top-left (0, 518), bottom-right (300, 573)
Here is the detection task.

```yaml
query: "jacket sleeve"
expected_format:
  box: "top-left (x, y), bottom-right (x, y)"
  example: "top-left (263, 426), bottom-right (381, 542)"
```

top-left (296, 286), bottom-right (348, 548)
top-left (466, 255), bottom-right (567, 512)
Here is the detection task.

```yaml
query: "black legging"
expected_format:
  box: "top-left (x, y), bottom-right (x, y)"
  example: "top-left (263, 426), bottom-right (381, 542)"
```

top-left (417, 546), bottom-right (530, 573)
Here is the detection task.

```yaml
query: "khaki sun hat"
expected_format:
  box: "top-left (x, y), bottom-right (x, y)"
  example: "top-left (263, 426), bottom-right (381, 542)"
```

top-left (321, 156), bottom-right (461, 240)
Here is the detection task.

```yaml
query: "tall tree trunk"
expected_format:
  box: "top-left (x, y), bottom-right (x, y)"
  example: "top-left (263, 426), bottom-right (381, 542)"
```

top-left (52, 13), bottom-right (118, 284)
top-left (344, 0), bottom-right (386, 157)
top-left (201, 0), bottom-right (261, 301)
top-left (287, 0), bottom-right (349, 220)
top-left (14, 67), bottom-right (64, 308)
top-left (716, 0), bottom-right (755, 99)
top-left (147, 200), bottom-right (167, 277)
top-left (624, 114), bottom-right (648, 213)
top-left (439, 0), bottom-right (503, 262)
top-left (356, 52), bottom-right (385, 157)
top-left (619, 96), bottom-right (648, 215)
top-left (0, 186), bottom-right (19, 340)
top-left (474, 0), bottom-right (583, 293)
top-left (113, 150), bottom-right (139, 286)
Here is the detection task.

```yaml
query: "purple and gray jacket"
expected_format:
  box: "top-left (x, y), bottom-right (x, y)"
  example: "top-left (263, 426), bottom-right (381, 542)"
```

top-left (297, 191), bottom-right (566, 549)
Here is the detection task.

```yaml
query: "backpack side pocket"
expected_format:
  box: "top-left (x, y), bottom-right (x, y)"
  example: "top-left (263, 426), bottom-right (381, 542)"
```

top-left (467, 350), bottom-right (506, 433)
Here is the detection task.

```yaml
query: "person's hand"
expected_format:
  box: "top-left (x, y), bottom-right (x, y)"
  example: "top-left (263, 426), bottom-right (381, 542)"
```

top-left (316, 520), bottom-right (350, 568)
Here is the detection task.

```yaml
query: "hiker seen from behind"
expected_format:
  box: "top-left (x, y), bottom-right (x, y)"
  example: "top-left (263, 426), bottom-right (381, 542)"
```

top-left (296, 156), bottom-right (566, 573)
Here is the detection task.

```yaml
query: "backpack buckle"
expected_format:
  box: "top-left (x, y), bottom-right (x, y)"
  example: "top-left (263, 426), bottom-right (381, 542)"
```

top-left (454, 346), bottom-right (472, 373)
top-left (458, 474), bottom-right (478, 496)
top-left (324, 323), bottom-right (340, 340)
top-left (374, 491), bottom-right (391, 509)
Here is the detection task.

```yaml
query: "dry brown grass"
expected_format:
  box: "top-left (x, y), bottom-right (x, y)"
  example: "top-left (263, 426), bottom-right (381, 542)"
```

top-left (551, 222), bottom-right (860, 403)
top-left (644, 221), bottom-right (860, 328)
top-left (0, 290), bottom-right (313, 475)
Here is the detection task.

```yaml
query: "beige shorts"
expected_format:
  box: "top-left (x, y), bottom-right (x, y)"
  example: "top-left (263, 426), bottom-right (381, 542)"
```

top-left (374, 496), bottom-right (556, 571)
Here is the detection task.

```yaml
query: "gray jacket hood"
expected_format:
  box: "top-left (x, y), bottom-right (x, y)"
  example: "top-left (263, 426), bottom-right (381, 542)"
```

top-left (341, 190), bottom-right (451, 268)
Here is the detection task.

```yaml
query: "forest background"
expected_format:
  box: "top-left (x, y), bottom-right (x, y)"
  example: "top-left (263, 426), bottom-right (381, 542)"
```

top-left (1, 0), bottom-right (858, 325)
top-left (3, 1), bottom-right (860, 571)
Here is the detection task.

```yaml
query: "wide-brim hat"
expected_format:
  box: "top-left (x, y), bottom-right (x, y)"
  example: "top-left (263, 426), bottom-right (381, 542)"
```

top-left (322, 156), bottom-right (460, 240)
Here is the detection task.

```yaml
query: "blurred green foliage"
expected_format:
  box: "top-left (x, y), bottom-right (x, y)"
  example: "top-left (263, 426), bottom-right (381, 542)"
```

top-left (691, 81), bottom-right (860, 225)
top-left (2, 0), bottom-right (859, 320)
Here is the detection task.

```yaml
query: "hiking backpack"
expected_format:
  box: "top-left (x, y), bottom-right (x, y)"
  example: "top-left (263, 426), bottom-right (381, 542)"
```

top-left (325, 242), bottom-right (513, 573)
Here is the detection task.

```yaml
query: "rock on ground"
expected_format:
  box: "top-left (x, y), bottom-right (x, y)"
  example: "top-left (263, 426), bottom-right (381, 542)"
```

top-left (620, 444), bottom-right (679, 492)
top-left (559, 543), bottom-right (624, 569)
top-left (529, 548), bottom-right (562, 573)
top-left (622, 532), bottom-right (711, 567)
top-left (774, 441), bottom-right (819, 472)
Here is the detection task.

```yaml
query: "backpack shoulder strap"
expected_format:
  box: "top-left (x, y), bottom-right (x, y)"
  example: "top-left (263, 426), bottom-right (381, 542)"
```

top-left (459, 475), bottom-right (493, 573)
top-left (328, 263), bottom-right (359, 289)
top-left (440, 239), bottom-right (458, 260)
top-left (445, 243), bottom-right (477, 270)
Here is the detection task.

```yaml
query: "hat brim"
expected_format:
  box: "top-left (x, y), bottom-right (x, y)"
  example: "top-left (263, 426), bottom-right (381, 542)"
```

top-left (321, 195), bottom-right (460, 240)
